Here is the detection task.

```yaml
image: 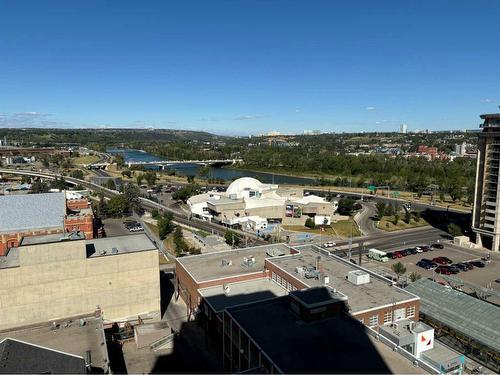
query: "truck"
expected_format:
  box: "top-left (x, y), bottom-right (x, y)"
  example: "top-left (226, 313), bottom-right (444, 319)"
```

top-left (367, 248), bottom-right (389, 262)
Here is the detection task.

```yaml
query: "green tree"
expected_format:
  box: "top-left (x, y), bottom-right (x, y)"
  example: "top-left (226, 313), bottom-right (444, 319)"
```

top-left (31, 181), bottom-right (49, 193)
top-left (95, 192), bottom-right (108, 218)
top-left (151, 209), bottom-right (159, 219)
top-left (123, 184), bottom-right (143, 214)
top-left (158, 212), bottom-right (174, 240)
top-left (305, 217), bottom-right (315, 229)
top-left (447, 223), bottom-right (463, 237)
top-left (172, 184), bottom-right (200, 202)
top-left (404, 211), bottom-right (411, 224)
top-left (144, 171), bottom-right (157, 186)
top-left (106, 194), bottom-right (128, 217)
top-left (187, 175), bottom-right (195, 184)
top-left (136, 174), bottom-right (144, 186)
top-left (409, 272), bottom-right (422, 283)
top-left (105, 179), bottom-right (116, 190)
top-left (439, 192), bottom-right (446, 202)
top-left (393, 214), bottom-right (400, 225)
top-left (375, 202), bottom-right (386, 219)
top-left (449, 185), bottom-right (463, 202)
top-left (337, 198), bottom-right (356, 215)
top-left (121, 170), bottom-right (132, 178)
top-left (50, 177), bottom-right (67, 190)
top-left (391, 262), bottom-right (407, 283)
top-left (70, 169), bottom-right (84, 179)
top-left (224, 230), bottom-right (241, 246)
top-left (114, 154), bottom-right (125, 169)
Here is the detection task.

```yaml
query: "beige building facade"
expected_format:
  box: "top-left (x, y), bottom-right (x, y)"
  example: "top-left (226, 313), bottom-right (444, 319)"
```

top-left (0, 235), bottom-right (160, 330)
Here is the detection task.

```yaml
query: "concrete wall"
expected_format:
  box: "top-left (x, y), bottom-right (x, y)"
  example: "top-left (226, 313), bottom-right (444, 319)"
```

top-left (0, 241), bottom-right (160, 330)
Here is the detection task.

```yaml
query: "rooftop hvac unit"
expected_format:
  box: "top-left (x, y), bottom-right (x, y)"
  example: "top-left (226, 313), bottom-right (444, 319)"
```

top-left (347, 270), bottom-right (370, 285)
top-left (223, 283), bottom-right (231, 295)
top-left (221, 259), bottom-right (232, 267)
top-left (111, 247), bottom-right (118, 254)
top-left (322, 275), bottom-right (330, 285)
top-left (243, 256), bottom-right (256, 267)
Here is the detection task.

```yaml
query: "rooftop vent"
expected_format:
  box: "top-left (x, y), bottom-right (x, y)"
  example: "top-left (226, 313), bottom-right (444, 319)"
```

top-left (347, 270), bottom-right (370, 285)
top-left (111, 247), bottom-right (119, 254)
top-left (223, 283), bottom-right (231, 295)
top-left (242, 255), bottom-right (256, 267)
top-left (221, 259), bottom-right (232, 267)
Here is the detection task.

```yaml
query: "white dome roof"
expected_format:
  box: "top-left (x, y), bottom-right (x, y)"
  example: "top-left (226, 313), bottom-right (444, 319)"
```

top-left (226, 177), bottom-right (263, 196)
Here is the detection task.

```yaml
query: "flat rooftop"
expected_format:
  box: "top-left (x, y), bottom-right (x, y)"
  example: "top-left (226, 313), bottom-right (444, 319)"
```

top-left (0, 192), bottom-right (65, 234)
top-left (0, 315), bottom-right (108, 372)
top-left (226, 296), bottom-right (424, 374)
top-left (267, 245), bottom-right (418, 314)
top-left (177, 243), bottom-right (293, 283)
top-left (86, 233), bottom-right (156, 257)
top-left (199, 278), bottom-right (288, 313)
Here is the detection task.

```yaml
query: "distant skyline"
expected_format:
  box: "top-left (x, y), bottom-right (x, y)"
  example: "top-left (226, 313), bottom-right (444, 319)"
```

top-left (0, 0), bottom-right (499, 135)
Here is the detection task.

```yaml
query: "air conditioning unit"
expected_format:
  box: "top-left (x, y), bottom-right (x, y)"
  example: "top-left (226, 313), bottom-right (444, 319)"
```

top-left (347, 270), bottom-right (370, 285)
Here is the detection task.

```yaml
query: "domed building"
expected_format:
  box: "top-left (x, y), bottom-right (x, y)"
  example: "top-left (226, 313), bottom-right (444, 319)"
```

top-left (188, 177), bottom-right (336, 231)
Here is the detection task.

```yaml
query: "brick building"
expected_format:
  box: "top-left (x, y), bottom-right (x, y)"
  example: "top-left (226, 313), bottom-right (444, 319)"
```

top-left (175, 244), bottom-right (420, 332)
top-left (0, 192), bottom-right (94, 255)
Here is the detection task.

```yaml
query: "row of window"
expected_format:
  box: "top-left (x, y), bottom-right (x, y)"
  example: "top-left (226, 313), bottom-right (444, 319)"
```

top-left (271, 272), bottom-right (298, 292)
top-left (364, 305), bottom-right (416, 327)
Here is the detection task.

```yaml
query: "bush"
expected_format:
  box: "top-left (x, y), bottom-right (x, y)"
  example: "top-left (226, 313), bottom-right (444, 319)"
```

top-left (151, 209), bottom-right (159, 219)
top-left (305, 217), bottom-right (315, 229)
top-left (447, 223), bottom-right (463, 237)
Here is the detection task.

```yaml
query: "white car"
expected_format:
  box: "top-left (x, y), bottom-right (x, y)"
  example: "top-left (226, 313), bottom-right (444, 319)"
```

top-left (323, 242), bottom-right (336, 248)
top-left (414, 246), bottom-right (424, 253)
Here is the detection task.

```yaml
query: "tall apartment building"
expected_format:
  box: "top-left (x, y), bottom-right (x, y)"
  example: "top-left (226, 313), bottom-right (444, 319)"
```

top-left (472, 113), bottom-right (500, 251)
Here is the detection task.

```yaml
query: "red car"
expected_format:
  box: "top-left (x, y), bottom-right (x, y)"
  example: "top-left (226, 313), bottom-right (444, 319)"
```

top-left (393, 251), bottom-right (403, 258)
top-left (435, 266), bottom-right (453, 275)
top-left (433, 257), bottom-right (453, 265)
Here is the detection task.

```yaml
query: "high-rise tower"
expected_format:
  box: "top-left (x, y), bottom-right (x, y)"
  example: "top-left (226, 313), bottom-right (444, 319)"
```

top-left (472, 113), bottom-right (500, 251)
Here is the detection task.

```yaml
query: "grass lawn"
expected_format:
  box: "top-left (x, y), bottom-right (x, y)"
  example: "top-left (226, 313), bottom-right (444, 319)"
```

top-left (283, 218), bottom-right (361, 239)
top-left (378, 215), bottom-right (429, 232)
top-left (72, 155), bottom-right (100, 165)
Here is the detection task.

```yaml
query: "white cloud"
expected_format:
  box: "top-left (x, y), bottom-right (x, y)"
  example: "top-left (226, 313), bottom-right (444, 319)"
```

top-left (366, 106), bottom-right (376, 111)
top-left (481, 99), bottom-right (492, 103)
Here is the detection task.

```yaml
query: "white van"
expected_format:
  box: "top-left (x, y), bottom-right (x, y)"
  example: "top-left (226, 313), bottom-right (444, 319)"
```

top-left (367, 248), bottom-right (389, 262)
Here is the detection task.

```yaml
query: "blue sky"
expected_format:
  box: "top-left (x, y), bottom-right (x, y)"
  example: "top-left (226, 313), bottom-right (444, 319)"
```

top-left (0, 0), bottom-right (499, 135)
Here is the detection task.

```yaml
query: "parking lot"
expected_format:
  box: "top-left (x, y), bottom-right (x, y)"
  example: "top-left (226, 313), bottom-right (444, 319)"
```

top-left (361, 244), bottom-right (500, 293)
top-left (102, 216), bottom-right (143, 237)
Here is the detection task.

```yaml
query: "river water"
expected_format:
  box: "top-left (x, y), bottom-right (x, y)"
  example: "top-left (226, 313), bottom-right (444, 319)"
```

top-left (107, 148), bottom-right (315, 185)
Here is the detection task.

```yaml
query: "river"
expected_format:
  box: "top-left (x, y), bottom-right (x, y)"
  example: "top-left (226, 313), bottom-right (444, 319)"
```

top-left (107, 148), bottom-right (315, 185)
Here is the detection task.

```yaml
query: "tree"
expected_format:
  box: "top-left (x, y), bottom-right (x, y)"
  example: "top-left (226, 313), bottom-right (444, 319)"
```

top-left (172, 184), bottom-right (200, 202)
top-left (114, 154), bottom-right (125, 169)
top-left (95, 192), bottom-right (108, 218)
top-left (337, 198), bottom-right (355, 215)
top-left (151, 209), bottom-right (159, 219)
top-left (409, 272), bottom-right (422, 283)
top-left (385, 203), bottom-right (394, 217)
top-left (106, 194), bottom-right (128, 217)
top-left (121, 170), bottom-right (132, 178)
top-left (158, 212), bottom-right (174, 240)
top-left (404, 211), bottom-right (411, 224)
top-left (393, 214), bottom-right (400, 225)
top-left (123, 184), bottom-right (143, 214)
top-left (70, 169), bottom-right (84, 179)
top-left (412, 211), bottom-right (421, 222)
top-left (136, 174), bottom-right (144, 186)
top-left (449, 185), bottom-right (463, 202)
top-left (105, 179), bottom-right (116, 190)
top-left (174, 226), bottom-right (189, 255)
top-left (447, 223), bottom-right (463, 237)
top-left (439, 192), bottom-right (446, 202)
top-left (187, 175), bottom-right (195, 184)
top-left (305, 217), bottom-right (315, 229)
top-left (144, 171), bottom-right (157, 186)
top-left (50, 177), bottom-right (67, 190)
top-left (224, 230), bottom-right (241, 246)
top-left (391, 262), bottom-right (407, 283)
top-left (31, 181), bottom-right (49, 193)
top-left (375, 202), bottom-right (386, 219)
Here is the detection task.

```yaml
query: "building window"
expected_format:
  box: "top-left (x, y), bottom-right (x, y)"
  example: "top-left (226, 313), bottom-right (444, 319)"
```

top-left (406, 305), bottom-right (415, 318)
top-left (368, 315), bottom-right (378, 327)
top-left (383, 311), bottom-right (392, 324)
top-left (394, 308), bottom-right (406, 321)
top-left (272, 272), bottom-right (277, 281)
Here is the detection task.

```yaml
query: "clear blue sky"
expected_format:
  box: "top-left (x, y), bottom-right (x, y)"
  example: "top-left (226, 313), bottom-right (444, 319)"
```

top-left (0, 0), bottom-right (499, 135)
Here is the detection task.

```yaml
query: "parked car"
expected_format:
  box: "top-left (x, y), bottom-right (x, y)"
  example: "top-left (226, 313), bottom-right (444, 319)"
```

top-left (417, 259), bottom-right (436, 269)
top-left (447, 265), bottom-right (461, 274)
top-left (402, 248), bottom-right (414, 256)
top-left (462, 262), bottom-right (474, 270)
top-left (414, 246), bottom-right (424, 253)
top-left (387, 252), bottom-right (398, 259)
top-left (323, 242), bottom-right (336, 248)
top-left (420, 245), bottom-right (431, 252)
top-left (441, 256), bottom-right (453, 264)
top-left (435, 266), bottom-right (453, 275)
top-left (453, 263), bottom-right (469, 271)
top-left (469, 261), bottom-right (486, 268)
top-left (431, 243), bottom-right (444, 249)
top-left (433, 257), bottom-right (451, 265)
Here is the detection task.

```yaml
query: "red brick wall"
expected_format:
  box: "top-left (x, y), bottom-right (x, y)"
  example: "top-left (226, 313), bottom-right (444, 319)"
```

top-left (265, 259), bottom-right (308, 290)
top-left (64, 216), bottom-right (94, 239)
top-left (353, 300), bottom-right (420, 329)
top-left (66, 198), bottom-right (90, 210)
top-left (0, 229), bottom-right (64, 255)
